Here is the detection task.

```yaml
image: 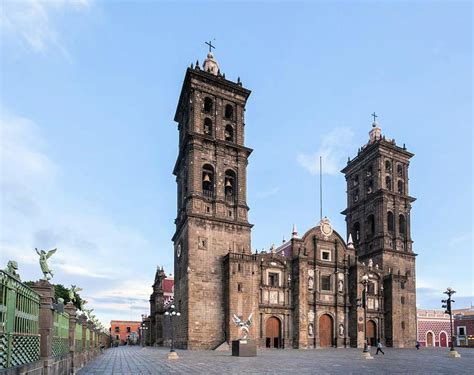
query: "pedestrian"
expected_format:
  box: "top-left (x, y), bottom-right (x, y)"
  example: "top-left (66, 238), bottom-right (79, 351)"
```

top-left (415, 341), bottom-right (420, 350)
top-left (375, 341), bottom-right (385, 355)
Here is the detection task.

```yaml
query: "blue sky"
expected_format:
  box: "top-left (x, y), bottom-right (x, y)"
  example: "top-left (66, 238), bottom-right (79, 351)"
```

top-left (1, 1), bottom-right (472, 327)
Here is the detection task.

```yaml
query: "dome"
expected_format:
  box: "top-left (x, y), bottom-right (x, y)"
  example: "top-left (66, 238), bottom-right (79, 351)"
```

top-left (203, 52), bottom-right (219, 76)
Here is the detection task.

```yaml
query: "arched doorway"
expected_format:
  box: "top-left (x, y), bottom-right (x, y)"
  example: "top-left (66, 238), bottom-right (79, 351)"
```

top-left (440, 332), bottom-right (447, 347)
top-left (319, 314), bottom-right (333, 347)
top-left (265, 317), bottom-right (281, 348)
top-left (426, 331), bottom-right (434, 347)
top-left (366, 320), bottom-right (376, 346)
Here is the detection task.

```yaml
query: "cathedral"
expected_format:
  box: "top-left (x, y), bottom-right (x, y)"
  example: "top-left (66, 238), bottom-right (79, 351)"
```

top-left (149, 50), bottom-right (417, 350)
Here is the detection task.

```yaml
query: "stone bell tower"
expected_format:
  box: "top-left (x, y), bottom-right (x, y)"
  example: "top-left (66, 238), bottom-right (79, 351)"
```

top-left (171, 49), bottom-right (253, 349)
top-left (341, 116), bottom-right (417, 347)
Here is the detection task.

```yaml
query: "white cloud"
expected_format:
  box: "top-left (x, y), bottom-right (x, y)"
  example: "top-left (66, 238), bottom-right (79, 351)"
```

top-left (297, 127), bottom-right (354, 176)
top-left (256, 187), bottom-right (279, 199)
top-left (0, 0), bottom-right (93, 56)
top-left (1, 110), bottom-right (155, 327)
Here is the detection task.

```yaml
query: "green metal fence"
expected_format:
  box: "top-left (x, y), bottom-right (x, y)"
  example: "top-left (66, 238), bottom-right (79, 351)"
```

top-left (52, 310), bottom-right (69, 357)
top-left (75, 322), bottom-right (83, 352)
top-left (0, 270), bottom-right (40, 369)
top-left (85, 328), bottom-right (90, 350)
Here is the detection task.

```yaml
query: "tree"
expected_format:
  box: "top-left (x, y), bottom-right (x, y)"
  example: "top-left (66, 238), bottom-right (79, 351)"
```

top-left (24, 282), bottom-right (84, 310)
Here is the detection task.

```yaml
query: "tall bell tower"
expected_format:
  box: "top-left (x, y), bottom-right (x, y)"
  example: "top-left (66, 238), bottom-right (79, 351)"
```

top-left (341, 116), bottom-right (417, 347)
top-left (172, 49), bottom-right (253, 349)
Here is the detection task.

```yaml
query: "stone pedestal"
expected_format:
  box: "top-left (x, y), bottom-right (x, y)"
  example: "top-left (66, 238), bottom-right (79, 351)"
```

top-left (167, 351), bottom-right (179, 360)
top-left (448, 350), bottom-right (461, 358)
top-left (232, 340), bottom-right (257, 357)
top-left (361, 351), bottom-right (374, 360)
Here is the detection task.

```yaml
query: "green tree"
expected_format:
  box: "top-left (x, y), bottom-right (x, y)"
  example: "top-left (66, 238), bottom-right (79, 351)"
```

top-left (24, 281), bottom-right (84, 310)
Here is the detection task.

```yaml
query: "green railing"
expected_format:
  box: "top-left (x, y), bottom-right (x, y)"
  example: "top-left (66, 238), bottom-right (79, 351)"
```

top-left (52, 310), bottom-right (69, 357)
top-left (75, 322), bottom-right (83, 352)
top-left (85, 329), bottom-right (90, 350)
top-left (0, 270), bottom-right (40, 369)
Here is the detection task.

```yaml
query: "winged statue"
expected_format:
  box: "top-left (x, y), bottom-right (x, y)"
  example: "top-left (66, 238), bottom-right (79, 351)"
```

top-left (232, 313), bottom-right (253, 340)
top-left (69, 285), bottom-right (82, 302)
top-left (35, 248), bottom-right (57, 280)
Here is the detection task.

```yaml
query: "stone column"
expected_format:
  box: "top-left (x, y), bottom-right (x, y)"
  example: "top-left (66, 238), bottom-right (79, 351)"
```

top-left (31, 280), bottom-right (54, 375)
top-left (64, 303), bottom-right (77, 374)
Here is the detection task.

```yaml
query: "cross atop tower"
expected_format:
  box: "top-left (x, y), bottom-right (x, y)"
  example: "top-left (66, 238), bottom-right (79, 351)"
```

top-left (371, 112), bottom-right (378, 122)
top-left (205, 40), bottom-right (215, 53)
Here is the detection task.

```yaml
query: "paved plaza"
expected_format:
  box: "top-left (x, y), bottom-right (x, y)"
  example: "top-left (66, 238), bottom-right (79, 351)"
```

top-left (78, 346), bottom-right (474, 374)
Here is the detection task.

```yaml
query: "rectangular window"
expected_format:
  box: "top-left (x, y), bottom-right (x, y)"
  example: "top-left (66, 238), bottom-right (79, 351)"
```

top-left (458, 327), bottom-right (466, 336)
top-left (116, 335), bottom-right (119, 340)
top-left (367, 282), bottom-right (375, 295)
top-left (401, 321), bottom-right (405, 330)
top-left (114, 326), bottom-right (120, 333)
top-left (268, 272), bottom-right (279, 287)
top-left (126, 327), bottom-right (131, 333)
top-left (321, 250), bottom-right (331, 261)
top-left (401, 296), bottom-right (405, 304)
top-left (321, 275), bottom-right (331, 291)
top-left (237, 283), bottom-right (243, 293)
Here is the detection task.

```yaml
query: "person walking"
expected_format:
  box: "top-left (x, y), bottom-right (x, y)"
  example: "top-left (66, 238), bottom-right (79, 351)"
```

top-left (376, 340), bottom-right (385, 355)
top-left (416, 341), bottom-right (420, 350)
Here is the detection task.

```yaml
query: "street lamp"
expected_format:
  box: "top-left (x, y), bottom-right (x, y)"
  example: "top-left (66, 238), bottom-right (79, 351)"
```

top-left (139, 324), bottom-right (148, 347)
top-left (360, 274), bottom-right (373, 359)
top-left (442, 287), bottom-right (461, 358)
top-left (164, 304), bottom-right (181, 359)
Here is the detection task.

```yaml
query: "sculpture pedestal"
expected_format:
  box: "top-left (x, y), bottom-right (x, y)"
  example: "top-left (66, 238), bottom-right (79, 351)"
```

top-left (167, 351), bottom-right (179, 360)
top-left (448, 350), bottom-right (461, 358)
top-left (232, 340), bottom-right (257, 357)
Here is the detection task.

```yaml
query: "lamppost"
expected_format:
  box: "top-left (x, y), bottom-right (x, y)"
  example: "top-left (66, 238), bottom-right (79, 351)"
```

top-left (139, 323), bottom-right (148, 347)
top-left (164, 304), bottom-right (181, 359)
top-left (442, 287), bottom-right (461, 358)
top-left (360, 274), bottom-right (373, 359)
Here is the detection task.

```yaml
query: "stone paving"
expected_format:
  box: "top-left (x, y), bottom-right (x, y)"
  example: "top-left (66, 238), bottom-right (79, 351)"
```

top-left (78, 346), bottom-right (474, 374)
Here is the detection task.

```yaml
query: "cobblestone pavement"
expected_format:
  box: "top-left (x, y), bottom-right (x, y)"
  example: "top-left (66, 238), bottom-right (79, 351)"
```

top-left (78, 346), bottom-right (474, 374)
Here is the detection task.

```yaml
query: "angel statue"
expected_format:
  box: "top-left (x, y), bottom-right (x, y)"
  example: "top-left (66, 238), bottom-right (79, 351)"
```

top-left (35, 248), bottom-right (57, 280)
top-left (79, 299), bottom-right (88, 311)
top-left (83, 308), bottom-right (94, 320)
top-left (69, 285), bottom-right (82, 302)
top-left (232, 313), bottom-right (253, 340)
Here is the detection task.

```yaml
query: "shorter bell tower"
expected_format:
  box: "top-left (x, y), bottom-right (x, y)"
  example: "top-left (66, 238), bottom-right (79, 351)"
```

top-left (342, 116), bottom-right (417, 347)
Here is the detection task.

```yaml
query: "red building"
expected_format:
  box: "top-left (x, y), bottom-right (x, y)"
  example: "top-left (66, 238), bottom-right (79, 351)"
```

top-left (454, 306), bottom-right (474, 347)
top-left (417, 309), bottom-right (451, 347)
top-left (110, 320), bottom-right (141, 344)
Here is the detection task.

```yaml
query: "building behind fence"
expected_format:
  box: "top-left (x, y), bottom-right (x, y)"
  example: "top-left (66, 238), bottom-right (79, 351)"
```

top-left (0, 270), bottom-right (111, 374)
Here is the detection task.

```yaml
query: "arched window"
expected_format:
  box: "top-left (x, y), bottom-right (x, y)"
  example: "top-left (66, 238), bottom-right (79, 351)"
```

top-left (204, 97), bottom-right (213, 113)
top-left (385, 176), bottom-right (392, 191)
top-left (385, 160), bottom-right (392, 173)
top-left (203, 118), bottom-right (213, 136)
top-left (397, 164), bottom-right (403, 177)
top-left (353, 222), bottom-right (361, 243)
top-left (224, 124), bottom-right (234, 142)
top-left (224, 169), bottom-right (236, 202)
top-left (367, 179), bottom-right (373, 194)
top-left (397, 180), bottom-right (404, 194)
top-left (353, 188), bottom-right (360, 203)
top-left (202, 164), bottom-right (214, 198)
top-left (353, 175), bottom-right (359, 186)
top-left (224, 104), bottom-right (234, 120)
top-left (399, 214), bottom-right (406, 237)
top-left (387, 211), bottom-right (394, 232)
top-left (367, 215), bottom-right (375, 236)
top-left (366, 165), bottom-right (373, 177)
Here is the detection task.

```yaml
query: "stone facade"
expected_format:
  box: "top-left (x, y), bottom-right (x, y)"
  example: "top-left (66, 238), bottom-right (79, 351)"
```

top-left (150, 52), bottom-right (418, 350)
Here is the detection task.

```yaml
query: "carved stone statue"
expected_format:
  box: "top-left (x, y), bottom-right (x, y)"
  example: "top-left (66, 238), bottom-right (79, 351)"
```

top-left (339, 324), bottom-right (344, 337)
top-left (308, 276), bottom-right (314, 290)
top-left (308, 323), bottom-right (314, 337)
top-left (232, 313), bottom-right (253, 340)
top-left (69, 285), bottom-right (82, 302)
top-left (338, 279), bottom-right (344, 293)
top-left (368, 258), bottom-right (373, 268)
top-left (58, 297), bottom-right (64, 304)
top-left (35, 248), bottom-right (57, 280)
top-left (83, 308), bottom-right (94, 320)
top-left (5, 260), bottom-right (20, 280)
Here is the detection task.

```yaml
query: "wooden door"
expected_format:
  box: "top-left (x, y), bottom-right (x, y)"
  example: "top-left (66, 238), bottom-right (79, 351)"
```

top-left (367, 320), bottom-right (376, 346)
top-left (426, 332), bottom-right (434, 347)
top-left (319, 314), bottom-right (333, 347)
top-left (265, 317), bottom-right (281, 348)
top-left (440, 332), bottom-right (447, 347)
